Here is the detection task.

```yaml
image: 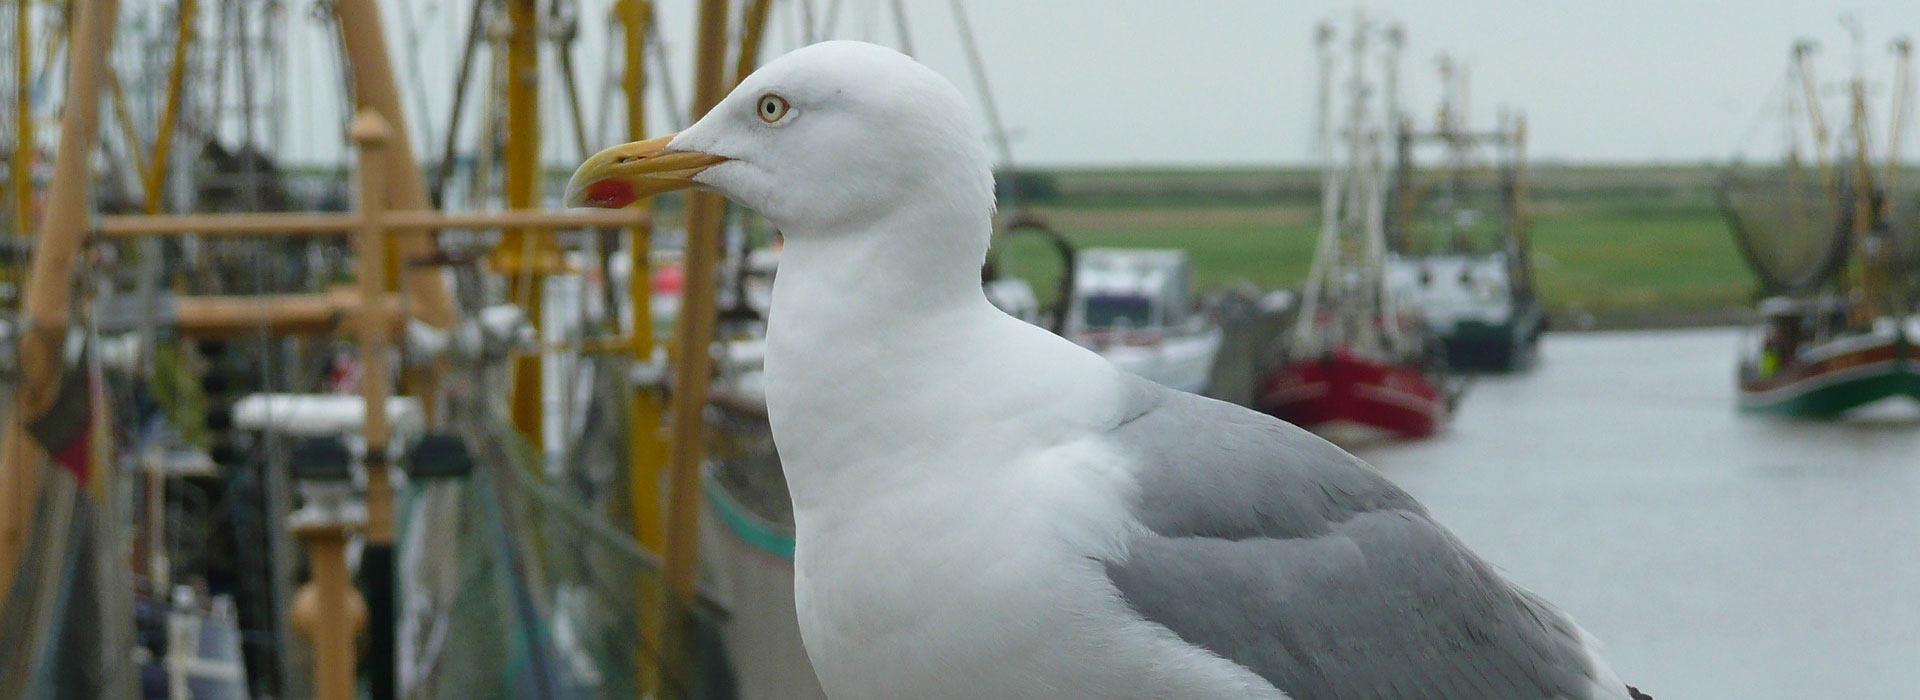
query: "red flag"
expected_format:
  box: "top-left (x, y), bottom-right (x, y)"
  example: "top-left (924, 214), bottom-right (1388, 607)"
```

top-left (27, 348), bottom-right (98, 487)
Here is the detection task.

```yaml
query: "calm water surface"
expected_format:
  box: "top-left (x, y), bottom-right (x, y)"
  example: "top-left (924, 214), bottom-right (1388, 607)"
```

top-left (1357, 328), bottom-right (1920, 700)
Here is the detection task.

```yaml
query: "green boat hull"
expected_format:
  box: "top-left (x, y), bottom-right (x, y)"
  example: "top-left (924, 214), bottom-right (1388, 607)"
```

top-left (1740, 351), bottom-right (1920, 418)
top-left (1741, 368), bottom-right (1920, 417)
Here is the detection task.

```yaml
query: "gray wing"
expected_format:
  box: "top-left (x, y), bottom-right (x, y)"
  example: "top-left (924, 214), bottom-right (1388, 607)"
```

top-left (1101, 378), bottom-right (1605, 699)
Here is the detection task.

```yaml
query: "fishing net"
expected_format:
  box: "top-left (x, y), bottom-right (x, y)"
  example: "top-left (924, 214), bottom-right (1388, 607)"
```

top-left (1717, 168), bottom-right (1853, 295)
top-left (1877, 201), bottom-right (1920, 315)
top-left (401, 358), bottom-right (734, 700)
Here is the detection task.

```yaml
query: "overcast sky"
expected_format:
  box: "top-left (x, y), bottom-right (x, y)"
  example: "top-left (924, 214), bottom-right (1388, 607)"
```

top-left (233, 0), bottom-right (1920, 168)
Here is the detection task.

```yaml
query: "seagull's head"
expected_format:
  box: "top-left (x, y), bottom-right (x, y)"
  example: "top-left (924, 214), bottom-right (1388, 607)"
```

top-left (565, 40), bottom-right (995, 236)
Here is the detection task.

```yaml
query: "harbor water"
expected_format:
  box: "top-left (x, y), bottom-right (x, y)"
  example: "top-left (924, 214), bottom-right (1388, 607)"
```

top-left (1357, 328), bottom-right (1920, 700)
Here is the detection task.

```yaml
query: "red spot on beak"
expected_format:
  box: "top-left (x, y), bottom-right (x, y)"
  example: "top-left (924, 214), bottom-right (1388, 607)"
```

top-left (583, 179), bottom-right (637, 208)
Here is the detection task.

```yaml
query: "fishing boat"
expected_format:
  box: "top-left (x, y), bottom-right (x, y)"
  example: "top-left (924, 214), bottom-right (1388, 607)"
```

top-left (1260, 19), bottom-right (1452, 440)
top-left (1384, 55), bottom-right (1544, 372)
top-left (1063, 249), bottom-right (1223, 394)
top-left (1739, 297), bottom-right (1919, 415)
top-left (1722, 34), bottom-right (1920, 417)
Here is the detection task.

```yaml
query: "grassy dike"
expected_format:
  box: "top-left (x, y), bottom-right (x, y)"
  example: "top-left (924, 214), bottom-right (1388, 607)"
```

top-left (993, 165), bottom-right (1759, 329)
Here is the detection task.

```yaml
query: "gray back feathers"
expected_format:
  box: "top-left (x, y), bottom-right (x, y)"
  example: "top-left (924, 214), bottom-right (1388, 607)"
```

top-left (1101, 379), bottom-right (1607, 699)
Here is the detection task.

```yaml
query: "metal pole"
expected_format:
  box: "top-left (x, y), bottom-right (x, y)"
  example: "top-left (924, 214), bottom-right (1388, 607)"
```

top-left (0, 0), bottom-right (118, 611)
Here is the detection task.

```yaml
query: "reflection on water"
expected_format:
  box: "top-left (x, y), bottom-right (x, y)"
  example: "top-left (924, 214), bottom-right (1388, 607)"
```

top-left (1356, 328), bottom-right (1920, 700)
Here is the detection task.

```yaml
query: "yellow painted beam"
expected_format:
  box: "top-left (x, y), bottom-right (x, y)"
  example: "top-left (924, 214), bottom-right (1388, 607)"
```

top-left (496, 0), bottom-right (552, 449)
top-left (615, 1), bottom-right (672, 694)
top-left (143, 0), bottom-right (194, 216)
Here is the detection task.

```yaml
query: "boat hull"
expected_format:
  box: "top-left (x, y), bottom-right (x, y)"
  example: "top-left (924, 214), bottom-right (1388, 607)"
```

top-left (1739, 331), bottom-right (1920, 417)
top-left (1258, 353), bottom-right (1447, 438)
top-left (1440, 300), bottom-right (1546, 372)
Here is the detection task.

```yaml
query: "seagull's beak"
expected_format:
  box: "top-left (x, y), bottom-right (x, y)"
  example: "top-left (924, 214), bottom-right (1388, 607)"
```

top-left (563, 133), bottom-right (729, 209)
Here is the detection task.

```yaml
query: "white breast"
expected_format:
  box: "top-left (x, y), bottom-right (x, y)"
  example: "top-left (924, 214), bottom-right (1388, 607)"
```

top-left (789, 435), bottom-right (1285, 700)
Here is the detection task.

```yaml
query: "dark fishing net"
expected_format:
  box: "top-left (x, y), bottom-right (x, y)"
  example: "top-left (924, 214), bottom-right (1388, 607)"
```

top-left (1717, 168), bottom-right (1853, 294)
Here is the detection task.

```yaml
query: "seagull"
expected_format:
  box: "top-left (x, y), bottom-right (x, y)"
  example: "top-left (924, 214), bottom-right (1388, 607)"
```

top-left (567, 40), bottom-right (1645, 700)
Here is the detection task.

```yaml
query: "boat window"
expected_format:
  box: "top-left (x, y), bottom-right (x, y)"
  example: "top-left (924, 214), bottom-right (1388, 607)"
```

top-left (1083, 294), bottom-right (1156, 329)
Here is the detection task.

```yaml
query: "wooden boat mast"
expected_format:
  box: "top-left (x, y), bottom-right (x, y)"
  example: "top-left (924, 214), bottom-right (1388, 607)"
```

top-left (0, 0), bottom-right (119, 615)
top-left (9, 0), bottom-right (32, 239)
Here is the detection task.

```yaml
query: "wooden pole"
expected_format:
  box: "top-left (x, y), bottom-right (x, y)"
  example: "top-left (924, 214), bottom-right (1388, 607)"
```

top-left (349, 109), bottom-right (401, 700)
top-left (734, 0), bottom-right (776, 86)
top-left (294, 524), bottom-right (357, 700)
top-left (616, 0), bottom-right (674, 695)
top-left (94, 208), bottom-right (646, 238)
top-left (663, 0), bottom-right (730, 621)
top-left (332, 0), bottom-right (456, 329)
top-left (0, 0), bottom-right (117, 612)
top-left (173, 289), bottom-right (407, 338)
top-left (9, 0), bottom-right (31, 239)
top-left (654, 1), bottom-right (733, 693)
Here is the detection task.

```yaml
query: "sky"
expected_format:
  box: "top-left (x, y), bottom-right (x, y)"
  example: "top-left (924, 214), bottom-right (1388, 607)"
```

top-left (165, 0), bottom-right (1920, 169)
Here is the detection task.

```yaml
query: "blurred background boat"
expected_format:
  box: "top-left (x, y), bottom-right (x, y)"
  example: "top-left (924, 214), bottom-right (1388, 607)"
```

top-left (1259, 18), bottom-right (1453, 441)
top-left (1384, 53), bottom-right (1545, 373)
top-left (1722, 32), bottom-right (1920, 417)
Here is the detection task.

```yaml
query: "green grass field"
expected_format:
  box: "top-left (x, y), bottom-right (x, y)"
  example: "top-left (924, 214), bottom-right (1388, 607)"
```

top-left (999, 202), bottom-right (1753, 322)
top-left (990, 169), bottom-right (1759, 325)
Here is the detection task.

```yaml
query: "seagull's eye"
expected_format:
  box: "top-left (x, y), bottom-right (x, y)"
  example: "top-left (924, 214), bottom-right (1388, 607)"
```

top-left (757, 94), bottom-right (791, 123)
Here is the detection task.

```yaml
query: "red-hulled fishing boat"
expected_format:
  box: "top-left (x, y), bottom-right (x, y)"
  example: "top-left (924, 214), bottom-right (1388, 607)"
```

top-left (1258, 18), bottom-right (1452, 439)
top-left (1263, 342), bottom-right (1447, 438)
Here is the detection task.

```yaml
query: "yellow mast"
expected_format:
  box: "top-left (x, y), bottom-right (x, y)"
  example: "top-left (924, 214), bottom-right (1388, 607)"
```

top-left (143, 0), bottom-right (194, 215)
top-left (1885, 38), bottom-right (1910, 215)
top-left (1847, 71), bottom-right (1878, 325)
top-left (496, 0), bottom-right (557, 449)
top-left (1793, 41), bottom-right (1836, 196)
top-left (613, 0), bottom-right (674, 694)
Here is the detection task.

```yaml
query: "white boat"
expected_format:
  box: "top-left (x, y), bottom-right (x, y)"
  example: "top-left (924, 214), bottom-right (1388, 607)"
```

top-left (1062, 249), bottom-right (1224, 394)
